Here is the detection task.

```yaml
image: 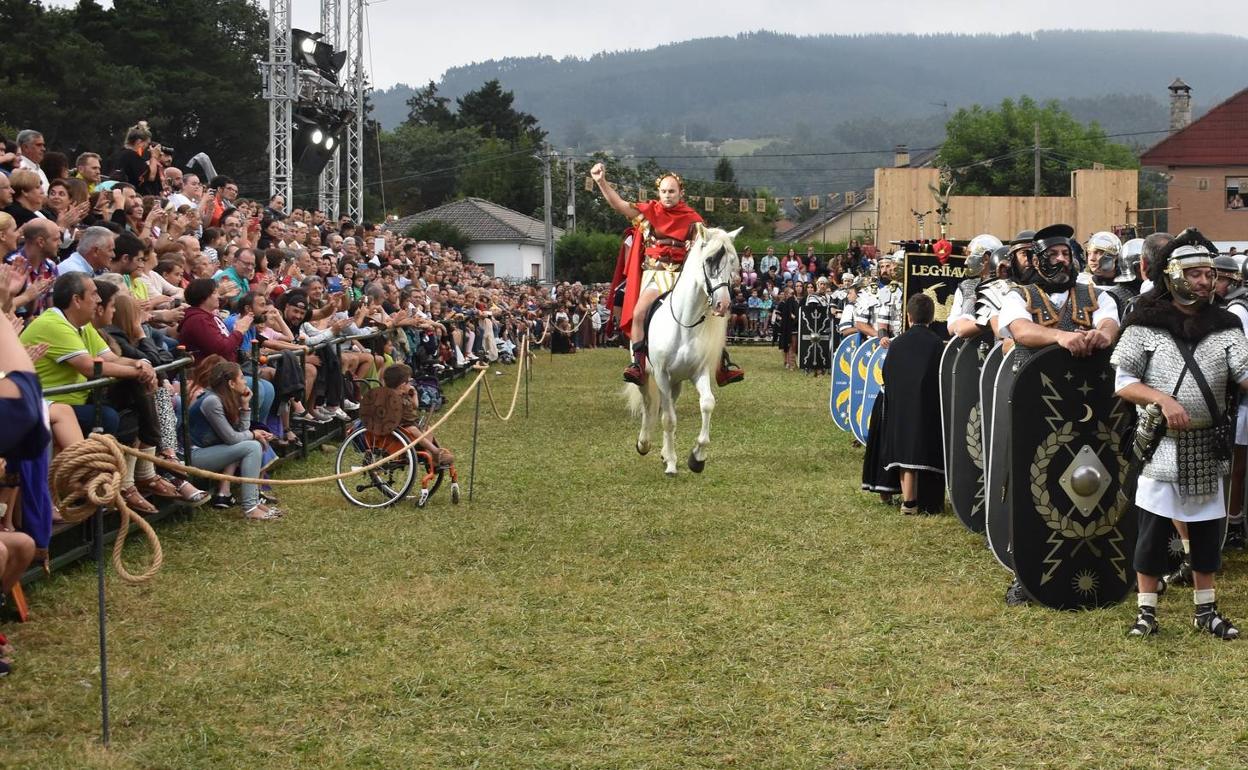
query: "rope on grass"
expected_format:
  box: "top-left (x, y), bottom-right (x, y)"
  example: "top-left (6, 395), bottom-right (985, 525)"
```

top-left (481, 335), bottom-right (529, 422)
top-left (50, 434), bottom-right (163, 585)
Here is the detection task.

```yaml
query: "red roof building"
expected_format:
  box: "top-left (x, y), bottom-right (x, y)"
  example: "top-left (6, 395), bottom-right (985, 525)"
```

top-left (1140, 82), bottom-right (1248, 239)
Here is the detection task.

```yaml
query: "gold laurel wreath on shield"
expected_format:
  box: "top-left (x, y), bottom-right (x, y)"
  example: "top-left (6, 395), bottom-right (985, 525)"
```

top-left (966, 405), bottom-right (983, 469)
top-left (1030, 421), bottom-right (1129, 540)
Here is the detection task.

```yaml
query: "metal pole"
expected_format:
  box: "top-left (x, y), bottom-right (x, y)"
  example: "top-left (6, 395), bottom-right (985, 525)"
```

top-left (524, 347), bottom-right (529, 418)
top-left (90, 359), bottom-right (110, 746)
top-left (565, 159), bottom-right (576, 233)
top-left (542, 144), bottom-right (553, 283)
top-left (468, 379), bottom-right (482, 502)
top-left (1033, 122), bottom-right (1041, 197)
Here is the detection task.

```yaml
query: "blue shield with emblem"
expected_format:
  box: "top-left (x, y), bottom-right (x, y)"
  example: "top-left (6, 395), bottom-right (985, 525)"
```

top-left (829, 333), bottom-right (861, 431)
top-left (848, 337), bottom-right (879, 444)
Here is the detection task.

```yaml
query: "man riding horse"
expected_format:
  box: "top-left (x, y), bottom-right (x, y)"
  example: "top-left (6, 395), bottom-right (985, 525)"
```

top-left (591, 163), bottom-right (744, 387)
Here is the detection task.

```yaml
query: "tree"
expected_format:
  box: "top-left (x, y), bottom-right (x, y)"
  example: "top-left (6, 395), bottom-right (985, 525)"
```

top-left (403, 80), bottom-right (456, 130)
top-left (0, 0), bottom-right (268, 192)
top-left (455, 136), bottom-right (542, 216)
top-left (938, 96), bottom-right (1138, 196)
top-left (456, 79), bottom-right (545, 144)
top-left (714, 157), bottom-right (737, 186)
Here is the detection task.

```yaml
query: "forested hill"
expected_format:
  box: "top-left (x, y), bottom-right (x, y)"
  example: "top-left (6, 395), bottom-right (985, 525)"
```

top-left (373, 30), bottom-right (1247, 144)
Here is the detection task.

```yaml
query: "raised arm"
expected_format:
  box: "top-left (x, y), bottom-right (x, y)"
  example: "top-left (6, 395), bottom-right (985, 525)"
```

top-left (590, 163), bottom-right (640, 220)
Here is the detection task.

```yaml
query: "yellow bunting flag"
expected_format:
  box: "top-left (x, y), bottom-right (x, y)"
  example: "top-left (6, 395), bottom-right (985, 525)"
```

top-left (755, 198), bottom-right (767, 213)
top-left (739, 198), bottom-right (748, 213)
top-left (704, 196), bottom-right (714, 212)
top-left (809, 196), bottom-right (820, 209)
top-left (584, 176), bottom-right (593, 191)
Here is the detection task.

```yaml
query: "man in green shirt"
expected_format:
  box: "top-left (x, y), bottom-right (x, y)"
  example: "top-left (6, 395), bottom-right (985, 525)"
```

top-left (20, 272), bottom-right (156, 437)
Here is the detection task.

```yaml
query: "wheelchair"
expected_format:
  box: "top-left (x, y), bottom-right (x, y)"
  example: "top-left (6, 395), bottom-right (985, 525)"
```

top-left (335, 420), bottom-right (461, 509)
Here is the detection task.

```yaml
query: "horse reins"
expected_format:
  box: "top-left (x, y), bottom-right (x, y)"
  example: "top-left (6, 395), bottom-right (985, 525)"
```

top-left (667, 244), bottom-right (731, 329)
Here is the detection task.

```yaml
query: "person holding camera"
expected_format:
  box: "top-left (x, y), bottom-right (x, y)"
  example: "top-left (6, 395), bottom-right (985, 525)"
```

top-left (116, 122), bottom-right (164, 197)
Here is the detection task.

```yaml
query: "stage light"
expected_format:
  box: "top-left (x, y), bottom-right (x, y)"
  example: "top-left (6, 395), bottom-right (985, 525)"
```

top-left (291, 27), bottom-right (347, 83)
top-left (293, 106), bottom-right (353, 174)
top-left (311, 128), bottom-right (324, 144)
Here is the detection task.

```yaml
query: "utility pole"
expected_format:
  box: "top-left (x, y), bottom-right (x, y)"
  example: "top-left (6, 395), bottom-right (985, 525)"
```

top-left (1033, 122), bottom-right (1041, 197)
top-left (542, 144), bottom-right (554, 283)
top-left (565, 159), bottom-right (577, 233)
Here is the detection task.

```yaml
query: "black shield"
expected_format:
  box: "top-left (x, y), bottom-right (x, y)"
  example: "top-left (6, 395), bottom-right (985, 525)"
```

top-left (939, 337), bottom-right (964, 480)
top-left (798, 303), bottom-right (832, 371)
top-left (947, 333), bottom-right (995, 533)
top-left (984, 345), bottom-right (1016, 570)
top-left (1009, 346), bottom-right (1137, 610)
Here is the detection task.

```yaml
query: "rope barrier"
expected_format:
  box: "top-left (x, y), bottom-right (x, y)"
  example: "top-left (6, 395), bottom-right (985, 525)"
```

top-left (49, 333), bottom-right (537, 583)
top-left (480, 336), bottom-right (529, 422)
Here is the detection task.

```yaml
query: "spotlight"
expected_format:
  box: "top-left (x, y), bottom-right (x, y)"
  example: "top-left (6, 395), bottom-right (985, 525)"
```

top-left (291, 27), bottom-right (347, 83)
top-left (293, 106), bottom-right (353, 174)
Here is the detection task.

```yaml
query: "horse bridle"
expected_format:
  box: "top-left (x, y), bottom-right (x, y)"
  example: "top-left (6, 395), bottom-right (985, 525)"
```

top-left (668, 243), bottom-right (731, 329)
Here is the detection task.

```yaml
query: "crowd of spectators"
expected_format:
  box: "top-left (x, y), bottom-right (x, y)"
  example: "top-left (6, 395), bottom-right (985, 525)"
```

top-left (0, 122), bottom-right (564, 674)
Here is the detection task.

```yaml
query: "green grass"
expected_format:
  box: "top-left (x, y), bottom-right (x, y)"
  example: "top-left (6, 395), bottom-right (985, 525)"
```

top-left (6, 346), bottom-right (1248, 768)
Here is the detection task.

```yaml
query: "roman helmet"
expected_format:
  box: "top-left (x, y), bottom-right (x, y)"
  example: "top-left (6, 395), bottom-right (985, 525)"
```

top-left (1007, 229), bottom-right (1036, 283)
top-left (1030, 224), bottom-right (1078, 290)
top-left (1214, 254), bottom-right (1243, 299)
top-left (965, 233), bottom-right (1004, 275)
top-left (1086, 231), bottom-right (1122, 280)
top-left (1116, 238), bottom-right (1144, 284)
top-left (1155, 228), bottom-right (1218, 307)
top-left (987, 245), bottom-right (1012, 280)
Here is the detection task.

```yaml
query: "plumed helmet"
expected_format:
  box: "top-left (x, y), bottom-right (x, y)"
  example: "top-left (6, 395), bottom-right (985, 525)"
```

top-left (1117, 238), bottom-right (1144, 283)
top-left (1086, 231), bottom-right (1122, 275)
top-left (988, 245), bottom-right (1012, 278)
top-left (966, 233), bottom-right (1003, 274)
top-left (1155, 227), bottom-right (1218, 306)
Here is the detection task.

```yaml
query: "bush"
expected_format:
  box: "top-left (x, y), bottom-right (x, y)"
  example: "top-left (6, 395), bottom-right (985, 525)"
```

top-left (555, 231), bottom-right (622, 283)
top-left (406, 220), bottom-right (471, 251)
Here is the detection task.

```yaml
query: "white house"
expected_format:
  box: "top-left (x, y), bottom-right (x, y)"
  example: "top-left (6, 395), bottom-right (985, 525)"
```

top-left (391, 198), bottom-right (562, 281)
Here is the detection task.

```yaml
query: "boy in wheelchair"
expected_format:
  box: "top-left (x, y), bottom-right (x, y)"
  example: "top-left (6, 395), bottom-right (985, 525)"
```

top-left (351, 362), bottom-right (459, 507)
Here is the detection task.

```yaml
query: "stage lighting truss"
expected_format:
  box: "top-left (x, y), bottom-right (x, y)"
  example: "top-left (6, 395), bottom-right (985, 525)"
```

top-left (292, 28), bottom-right (348, 83)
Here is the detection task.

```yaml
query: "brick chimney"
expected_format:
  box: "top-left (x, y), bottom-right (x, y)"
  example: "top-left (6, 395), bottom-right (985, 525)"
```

top-left (1169, 78), bottom-right (1192, 132)
top-left (894, 144), bottom-right (910, 168)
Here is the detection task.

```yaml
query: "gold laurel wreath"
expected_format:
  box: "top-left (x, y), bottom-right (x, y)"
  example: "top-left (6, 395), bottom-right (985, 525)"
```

top-left (654, 172), bottom-right (684, 190)
top-left (966, 405), bottom-right (983, 469)
top-left (1031, 421), bottom-right (1128, 540)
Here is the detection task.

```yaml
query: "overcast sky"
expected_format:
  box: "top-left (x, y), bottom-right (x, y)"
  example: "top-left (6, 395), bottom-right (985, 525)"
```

top-left (49, 0), bottom-right (1247, 89)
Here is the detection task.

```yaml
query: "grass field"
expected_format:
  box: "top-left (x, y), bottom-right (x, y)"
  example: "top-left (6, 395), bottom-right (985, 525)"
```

top-left (6, 346), bottom-right (1248, 769)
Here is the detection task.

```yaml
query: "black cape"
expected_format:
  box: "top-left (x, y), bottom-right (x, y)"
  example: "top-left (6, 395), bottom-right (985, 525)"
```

top-left (881, 324), bottom-right (946, 512)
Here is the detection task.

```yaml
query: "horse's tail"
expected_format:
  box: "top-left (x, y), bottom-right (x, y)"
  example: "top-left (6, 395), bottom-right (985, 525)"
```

top-left (623, 381), bottom-right (652, 418)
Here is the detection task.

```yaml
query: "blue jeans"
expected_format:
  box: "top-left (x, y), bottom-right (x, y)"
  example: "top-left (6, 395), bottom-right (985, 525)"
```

top-left (70, 402), bottom-right (121, 438)
top-left (256, 378), bottom-right (274, 424)
top-left (192, 440), bottom-right (263, 510)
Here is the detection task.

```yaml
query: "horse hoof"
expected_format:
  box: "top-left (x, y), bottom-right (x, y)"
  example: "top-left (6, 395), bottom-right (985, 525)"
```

top-left (664, 469), bottom-right (677, 477)
top-left (636, 442), bottom-right (650, 456)
top-left (687, 453), bottom-right (705, 473)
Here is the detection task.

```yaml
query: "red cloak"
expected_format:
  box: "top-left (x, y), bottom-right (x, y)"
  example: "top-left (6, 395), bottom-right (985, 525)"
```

top-left (606, 200), bottom-right (703, 336)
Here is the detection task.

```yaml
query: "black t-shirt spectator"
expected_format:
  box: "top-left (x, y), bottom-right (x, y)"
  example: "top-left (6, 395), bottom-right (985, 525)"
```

top-left (115, 148), bottom-right (161, 196)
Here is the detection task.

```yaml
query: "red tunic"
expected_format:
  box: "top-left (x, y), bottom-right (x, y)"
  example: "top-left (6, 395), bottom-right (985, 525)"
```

top-left (607, 200), bottom-right (703, 336)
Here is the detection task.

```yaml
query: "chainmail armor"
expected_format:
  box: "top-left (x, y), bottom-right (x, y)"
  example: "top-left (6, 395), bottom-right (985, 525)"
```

top-left (957, 277), bottom-right (980, 317)
top-left (1112, 325), bottom-right (1248, 497)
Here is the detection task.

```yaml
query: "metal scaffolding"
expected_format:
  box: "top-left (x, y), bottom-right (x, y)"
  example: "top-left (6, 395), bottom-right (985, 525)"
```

top-left (316, 0), bottom-right (342, 219)
top-left (344, 0), bottom-right (365, 223)
top-left (264, 0), bottom-right (295, 208)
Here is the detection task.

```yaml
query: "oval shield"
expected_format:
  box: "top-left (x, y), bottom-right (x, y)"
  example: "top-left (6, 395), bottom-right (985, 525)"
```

top-left (1008, 346), bottom-right (1137, 610)
top-left (858, 345), bottom-right (888, 441)
top-left (849, 338), bottom-right (880, 445)
top-left (947, 333), bottom-right (995, 533)
top-left (830, 333), bottom-right (862, 431)
top-left (984, 345), bottom-right (1017, 570)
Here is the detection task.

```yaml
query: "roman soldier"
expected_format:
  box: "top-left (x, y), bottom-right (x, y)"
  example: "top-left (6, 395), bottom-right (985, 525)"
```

top-left (1113, 228), bottom-right (1248, 639)
top-left (948, 233), bottom-right (1002, 338)
top-left (1084, 230), bottom-right (1123, 288)
top-left (591, 163), bottom-right (744, 388)
top-left (974, 230), bottom-right (1035, 338)
top-left (1104, 237), bottom-right (1145, 315)
top-left (1216, 254), bottom-right (1248, 550)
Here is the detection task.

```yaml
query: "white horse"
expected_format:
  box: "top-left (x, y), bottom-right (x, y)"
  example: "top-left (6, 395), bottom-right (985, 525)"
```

top-left (626, 223), bottom-right (743, 476)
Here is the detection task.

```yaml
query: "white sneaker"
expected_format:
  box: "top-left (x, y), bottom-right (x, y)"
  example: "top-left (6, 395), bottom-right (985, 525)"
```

top-left (329, 406), bottom-right (351, 421)
top-left (312, 407), bottom-right (335, 423)
top-left (342, 398), bottom-right (360, 411)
